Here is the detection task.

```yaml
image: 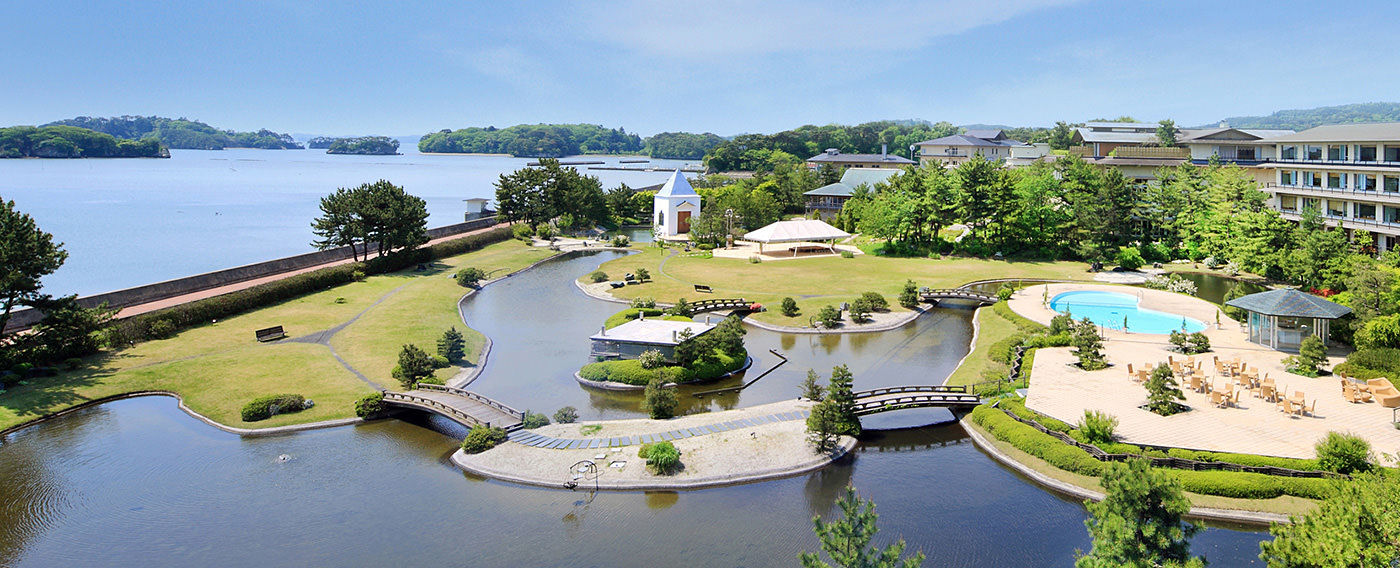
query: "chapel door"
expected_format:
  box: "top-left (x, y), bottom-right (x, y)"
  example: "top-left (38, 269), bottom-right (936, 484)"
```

top-left (677, 211), bottom-right (692, 232)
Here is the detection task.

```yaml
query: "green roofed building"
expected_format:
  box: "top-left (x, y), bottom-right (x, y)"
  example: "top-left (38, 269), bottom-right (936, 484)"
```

top-left (1225, 288), bottom-right (1351, 351)
top-left (802, 168), bottom-right (903, 219)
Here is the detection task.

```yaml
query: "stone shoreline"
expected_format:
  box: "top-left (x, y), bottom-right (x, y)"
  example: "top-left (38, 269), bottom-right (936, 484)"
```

top-left (0, 391), bottom-right (363, 440)
top-left (572, 355), bottom-right (754, 391)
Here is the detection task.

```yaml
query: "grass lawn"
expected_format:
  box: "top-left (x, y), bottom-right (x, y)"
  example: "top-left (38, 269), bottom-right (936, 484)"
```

top-left (945, 306), bottom-right (1017, 387)
top-left (0, 239), bottom-right (552, 433)
top-left (587, 246), bottom-right (1092, 326)
top-left (965, 420), bottom-right (1318, 517)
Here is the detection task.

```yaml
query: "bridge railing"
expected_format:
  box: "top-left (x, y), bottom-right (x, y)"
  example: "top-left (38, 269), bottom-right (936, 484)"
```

top-left (416, 383), bottom-right (525, 420)
top-left (383, 391), bottom-right (490, 428)
top-left (851, 393), bottom-right (982, 415)
top-left (853, 385), bottom-right (969, 399)
top-left (918, 289), bottom-right (997, 303)
top-left (690, 298), bottom-right (750, 313)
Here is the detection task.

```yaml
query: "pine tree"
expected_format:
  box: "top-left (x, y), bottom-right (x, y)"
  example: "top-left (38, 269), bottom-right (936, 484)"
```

top-left (800, 369), bottom-right (826, 401)
top-left (437, 327), bottom-right (466, 362)
top-left (827, 365), bottom-right (861, 436)
top-left (799, 485), bottom-right (925, 568)
top-left (1077, 459), bottom-right (1202, 568)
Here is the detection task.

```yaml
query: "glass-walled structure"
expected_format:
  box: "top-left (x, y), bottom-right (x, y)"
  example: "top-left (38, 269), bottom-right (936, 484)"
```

top-left (1228, 289), bottom-right (1351, 352)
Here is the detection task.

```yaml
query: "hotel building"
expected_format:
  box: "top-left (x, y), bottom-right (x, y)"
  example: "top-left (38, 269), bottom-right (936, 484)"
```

top-left (1265, 123), bottom-right (1400, 252)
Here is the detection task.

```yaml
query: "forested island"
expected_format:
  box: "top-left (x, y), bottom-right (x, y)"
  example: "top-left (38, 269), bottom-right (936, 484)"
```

top-left (419, 124), bottom-right (643, 157)
top-left (46, 116), bottom-right (301, 150)
top-left (324, 136), bottom-right (400, 155)
top-left (642, 131), bottom-right (725, 159)
top-left (0, 125), bottom-right (168, 158)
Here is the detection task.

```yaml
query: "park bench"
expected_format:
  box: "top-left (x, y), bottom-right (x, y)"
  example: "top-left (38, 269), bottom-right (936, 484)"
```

top-left (694, 284), bottom-right (713, 293)
top-left (609, 281), bottom-right (626, 289)
top-left (255, 325), bottom-right (286, 342)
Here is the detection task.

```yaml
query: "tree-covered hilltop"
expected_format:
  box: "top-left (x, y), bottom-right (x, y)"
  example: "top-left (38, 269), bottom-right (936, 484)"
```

top-left (45, 116), bottom-right (302, 150)
top-left (0, 125), bottom-right (168, 158)
top-left (307, 136), bottom-right (337, 149)
top-left (326, 136), bottom-right (400, 155)
top-left (1205, 102), bottom-right (1400, 130)
top-left (643, 131), bottom-right (725, 159)
top-left (702, 121), bottom-right (960, 172)
top-left (418, 124), bottom-right (642, 157)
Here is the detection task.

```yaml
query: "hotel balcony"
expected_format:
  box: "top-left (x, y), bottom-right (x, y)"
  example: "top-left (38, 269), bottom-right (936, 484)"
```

top-left (1266, 183), bottom-right (1400, 205)
top-left (1278, 210), bottom-right (1400, 236)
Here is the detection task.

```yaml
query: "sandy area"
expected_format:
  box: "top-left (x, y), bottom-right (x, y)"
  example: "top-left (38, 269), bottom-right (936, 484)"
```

top-left (454, 399), bottom-right (857, 490)
top-left (1010, 284), bottom-right (1398, 459)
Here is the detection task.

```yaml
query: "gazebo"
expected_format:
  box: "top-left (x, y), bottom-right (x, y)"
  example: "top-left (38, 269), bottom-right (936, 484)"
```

top-left (1225, 288), bottom-right (1352, 351)
top-left (741, 219), bottom-right (851, 256)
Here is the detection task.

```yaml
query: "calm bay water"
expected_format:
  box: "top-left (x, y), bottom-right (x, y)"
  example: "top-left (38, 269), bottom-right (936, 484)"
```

top-left (0, 149), bottom-right (694, 297)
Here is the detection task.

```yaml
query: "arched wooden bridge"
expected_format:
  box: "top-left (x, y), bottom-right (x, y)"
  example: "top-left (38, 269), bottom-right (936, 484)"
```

top-left (851, 385), bottom-right (982, 416)
top-left (381, 383), bottom-right (525, 431)
top-left (918, 288), bottom-right (997, 305)
top-left (690, 298), bottom-right (753, 314)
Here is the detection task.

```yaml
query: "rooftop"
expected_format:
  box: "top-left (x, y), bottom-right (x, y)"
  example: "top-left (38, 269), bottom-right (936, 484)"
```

top-left (655, 169), bottom-right (698, 198)
top-left (1225, 288), bottom-right (1353, 319)
top-left (743, 219), bottom-right (850, 243)
top-left (1264, 122), bottom-right (1400, 143)
top-left (590, 318), bottom-right (715, 346)
top-left (803, 168), bottom-right (903, 197)
top-left (805, 150), bottom-right (915, 165)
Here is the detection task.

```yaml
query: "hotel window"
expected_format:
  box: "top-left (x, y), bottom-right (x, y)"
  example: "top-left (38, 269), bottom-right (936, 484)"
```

top-left (1327, 200), bottom-right (1347, 217)
top-left (1386, 146), bottom-right (1400, 162)
top-left (1303, 197), bottom-right (1320, 212)
top-left (1355, 203), bottom-right (1377, 220)
top-left (1327, 145), bottom-right (1348, 161)
top-left (1360, 145), bottom-right (1377, 161)
top-left (1386, 176), bottom-right (1400, 193)
top-left (1327, 172), bottom-right (1345, 189)
top-left (1280, 195), bottom-right (1298, 211)
top-left (1358, 174), bottom-right (1376, 191)
top-left (1304, 171), bottom-right (1321, 187)
top-left (1305, 145), bottom-right (1323, 160)
top-left (1280, 170), bottom-right (1295, 185)
top-left (1386, 206), bottom-right (1400, 223)
top-left (1280, 145), bottom-right (1297, 160)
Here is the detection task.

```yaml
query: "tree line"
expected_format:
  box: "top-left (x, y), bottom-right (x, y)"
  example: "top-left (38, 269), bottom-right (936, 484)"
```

top-left (46, 116), bottom-right (301, 149)
top-left (325, 136), bottom-right (400, 155)
top-left (0, 125), bottom-right (168, 158)
top-left (419, 124), bottom-right (644, 157)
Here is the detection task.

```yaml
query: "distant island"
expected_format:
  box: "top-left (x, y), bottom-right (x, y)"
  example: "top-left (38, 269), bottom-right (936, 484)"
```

top-left (419, 124), bottom-right (643, 157)
top-left (1204, 102), bottom-right (1400, 130)
top-left (0, 125), bottom-right (169, 158)
top-left (45, 115), bottom-right (302, 150)
top-left (322, 136), bottom-right (400, 155)
top-left (643, 132), bottom-right (725, 159)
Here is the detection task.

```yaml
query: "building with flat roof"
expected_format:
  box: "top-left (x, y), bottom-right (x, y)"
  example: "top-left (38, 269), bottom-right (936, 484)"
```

top-left (913, 129), bottom-right (1025, 167)
top-left (1263, 122), bottom-right (1400, 252)
top-left (805, 146), bottom-right (915, 169)
top-left (802, 168), bottom-right (902, 218)
top-left (589, 318), bottom-right (715, 360)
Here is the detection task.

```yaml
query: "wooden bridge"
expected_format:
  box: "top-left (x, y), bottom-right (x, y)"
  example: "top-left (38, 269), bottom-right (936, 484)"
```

top-left (381, 383), bottom-right (525, 431)
top-left (850, 385), bottom-right (982, 416)
top-left (690, 298), bottom-right (753, 314)
top-left (918, 288), bottom-right (997, 305)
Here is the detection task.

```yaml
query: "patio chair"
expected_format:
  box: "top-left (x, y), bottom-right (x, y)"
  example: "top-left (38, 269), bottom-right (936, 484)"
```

top-left (1276, 398), bottom-right (1293, 414)
top-left (1367, 378), bottom-right (1400, 408)
top-left (1126, 363), bottom-right (1134, 379)
top-left (1301, 399), bottom-right (1316, 417)
top-left (1211, 391), bottom-right (1225, 407)
top-left (1345, 381), bottom-right (1373, 403)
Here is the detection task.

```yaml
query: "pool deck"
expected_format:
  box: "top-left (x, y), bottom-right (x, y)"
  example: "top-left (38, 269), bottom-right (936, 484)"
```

top-left (1011, 284), bottom-right (1399, 460)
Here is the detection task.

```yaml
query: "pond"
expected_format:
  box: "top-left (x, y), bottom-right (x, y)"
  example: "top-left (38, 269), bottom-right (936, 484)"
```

top-left (0, 252), bottom-right (1272, 567)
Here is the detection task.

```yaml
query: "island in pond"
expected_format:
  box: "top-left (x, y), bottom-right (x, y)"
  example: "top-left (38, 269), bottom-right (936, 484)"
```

top-left (45, 115), bottom-right (301, 150)
top-left (313, 136), bottom-right (400, 155)
top-left (0, 125), bottom-right (169, 158)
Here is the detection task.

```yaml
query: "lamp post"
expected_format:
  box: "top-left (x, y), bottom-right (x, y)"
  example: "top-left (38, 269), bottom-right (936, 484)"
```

top-left (725, 208), bottom-right (735, 249)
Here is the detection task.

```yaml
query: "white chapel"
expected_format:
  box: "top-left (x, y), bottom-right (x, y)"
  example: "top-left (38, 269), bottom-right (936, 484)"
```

top-left (653, 169), bottom-right (700, 238)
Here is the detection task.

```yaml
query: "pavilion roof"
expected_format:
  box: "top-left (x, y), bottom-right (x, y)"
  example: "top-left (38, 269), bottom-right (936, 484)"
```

top-left (742, 219), bottom-right (850, 243)
top-left (1224, 288), bottom-right (1352, 319)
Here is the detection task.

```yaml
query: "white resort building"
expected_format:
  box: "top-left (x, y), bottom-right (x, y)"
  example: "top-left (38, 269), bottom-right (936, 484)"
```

top-left (1264, 123), bottom-right (1400, 252)
top-left (653, 169), bottom-right (701, 238)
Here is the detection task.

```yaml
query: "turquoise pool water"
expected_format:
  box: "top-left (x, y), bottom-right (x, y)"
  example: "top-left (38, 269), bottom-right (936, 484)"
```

top-left (1049, 291), bottom-right (1206, 334)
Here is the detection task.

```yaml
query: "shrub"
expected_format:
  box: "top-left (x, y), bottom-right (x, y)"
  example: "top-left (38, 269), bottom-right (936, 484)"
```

top-left (521, 410), bottom-right (551, 429)
top-left (817, 305), bottom-right (841, 328)
top-left (1355, 314), bottom-right (1400, 349)
top-left (553, 406), bottom-right (578, 424)
top-left (579, 359), bottom-right (657, 385)
top-left (898, 280), bottom-right (919, 309)
top-left (1144, 363), bottom-right (1186, 415)
top-left (638, 348), bottom-right (666, 369)
top-left (634, 267), bottom-right (650, 281)
top-left (1071, 318), bottom-right (1107, 370)
top-left (848, 298), bottom-right (872, 323)
top-left (512, 223), bottom-right (534, 240)
top-left (354, 392), bottom-right (384, 418)
top-left (1335, 347), bottom-right (1400, 380)
top-left (1048, 313), bottom-right (1075, 335)
top-left (437, 327), bottom-right (466, 362)
top-left (589, 270), bottom-right (610, 283)
top-left (148, 319), bottom-right (176, 339)
top-left (840, 250), bottom-right (854, 259)
top-left (996, 286), bottom-right (1013, 302)
top-left (610, 234), bottom-right (631, 247)
top-left (1114, 246), bottom-right (1144, 270)
top-left (1078, 410), bottom-right (1119, 444)
top-left (1187, 332), bottom-right (1210, 354)
top-left (638, 441), bottom-right (680, 474)
top-left (1202, 256), bottom-right (1222, 269)
top-left (1315, 432), bottom-right (1373, 474)
top-left (988, 333), bottom-right (1027, 365)
top-left (534, 223), bottom-right (555, 239)
top-left (643, 376), bottom-right (679, 419)
top-left (351, 270), bottom-right (366, 282)
top-left (781, 297), bottom-right (799, 317)
top-left (630, 297), bottom-right (657, 309)
top-left (1285, 335), bottom-right (1328, 377)
top-left (800, 369), bottom-right (826, 401)
top-left (460, 425), bottom-right (507, 454)
top-left (241, 393), bottom-right (307, 422)
top-left (748, 255), bottom-right (762, 264)
top-left (859, 292), bottom-right (888, 311)
top-left (429, 354), bottom-right (450, 369)
top-left (454, 267), bottom-right (486, 287)
top-left (669, 298), bottom-right (692, 317)
top-left (393, 344), bottom-right (436, 388)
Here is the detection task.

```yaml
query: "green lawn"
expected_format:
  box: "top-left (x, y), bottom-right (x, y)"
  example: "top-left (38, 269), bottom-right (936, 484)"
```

top-left (588, 246), bottom-right (1092, 326)
top-left (945, 306), bottom-right (1017, 387)
top-left (0, 239), bottom-right (552, 433)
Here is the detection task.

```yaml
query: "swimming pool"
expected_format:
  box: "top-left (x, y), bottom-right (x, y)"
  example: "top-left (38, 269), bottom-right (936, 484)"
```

top-left (1049, 290), bottom-right (1206, 334)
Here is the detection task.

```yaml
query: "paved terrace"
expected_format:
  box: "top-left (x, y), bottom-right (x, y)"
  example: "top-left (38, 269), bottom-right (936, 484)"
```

top-left (1011, 284), bottom-right (1399, 460)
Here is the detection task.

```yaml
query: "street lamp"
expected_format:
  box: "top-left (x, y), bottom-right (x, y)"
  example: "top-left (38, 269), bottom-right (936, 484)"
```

top-left (725, 208), bottom-right (735, 249)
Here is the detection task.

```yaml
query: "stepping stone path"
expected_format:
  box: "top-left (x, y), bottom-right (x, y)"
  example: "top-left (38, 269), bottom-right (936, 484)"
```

top-left (505, 411), bottom-right (812, 449)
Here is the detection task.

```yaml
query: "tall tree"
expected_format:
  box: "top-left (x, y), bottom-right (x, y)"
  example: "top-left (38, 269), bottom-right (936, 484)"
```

top-left (1156, 119), bottom-right (1180, 147)
top-left (1077, 459), bottom-right (1203, 568)
top-left (826, 365), bottom-right (860, 436)
top-left (311, 187), bottom-right (366, 261)
top-left (0, 198), bottom-right (68, 335)
top-left (800, 485), bottom-right (925, 568)
top-left (1258, 471), bottom-right (1400, 567)
top-left (1048, 121), bottom-right (1076, 150)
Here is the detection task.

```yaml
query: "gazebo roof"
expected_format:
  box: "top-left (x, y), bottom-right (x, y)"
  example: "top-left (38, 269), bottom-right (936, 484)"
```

top-left (1224, 288), bottom-right (1352, 319)
top-left (655, 169), bottom-right (698, 198)
top-left (742, 219), bottom-right (850, 243)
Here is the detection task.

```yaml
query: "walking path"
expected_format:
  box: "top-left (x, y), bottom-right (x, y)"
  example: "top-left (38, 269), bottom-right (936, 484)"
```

top-left (112, 223), bottom-right (506, 319)
top-left (506, 408), bottom-right (812, 449)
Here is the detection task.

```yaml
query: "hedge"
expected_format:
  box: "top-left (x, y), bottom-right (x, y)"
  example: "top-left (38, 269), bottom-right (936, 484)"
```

top-left (993, 300), bottom-right (1047, 333)
top-left (107, 226), bottom-right (512, 344)
top-left (579, 350), bottom-right (746, 385)
top-left (241, 393), bottom-right (307, 422)
top-left (969, 404), bottom-right (1336, 500)
top-left (354, 392), bottom-right (384, 418)
top-left (602, 308), bottom-right (690, 330)
top-left (1334, 347), bottom-right (1400, 380)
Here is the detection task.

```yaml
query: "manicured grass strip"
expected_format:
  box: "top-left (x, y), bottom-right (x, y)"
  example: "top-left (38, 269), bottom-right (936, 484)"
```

top-left (946, 304), bottom-right (1020, 387)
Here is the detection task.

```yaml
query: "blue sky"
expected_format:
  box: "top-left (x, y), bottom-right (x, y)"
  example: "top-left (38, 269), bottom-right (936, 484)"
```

top-left (3, 1), bottom-right (1399, 136)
